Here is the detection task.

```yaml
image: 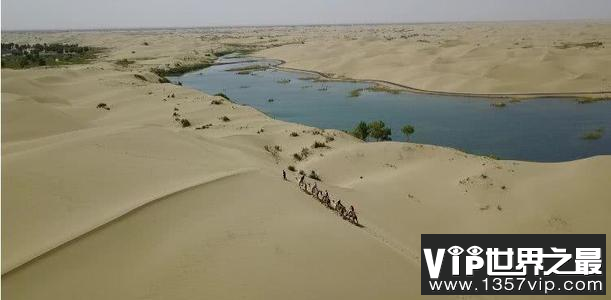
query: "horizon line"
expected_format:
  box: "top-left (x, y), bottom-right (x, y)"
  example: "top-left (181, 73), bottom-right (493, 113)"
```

top-left (2, 17), bottom-right (611, 33)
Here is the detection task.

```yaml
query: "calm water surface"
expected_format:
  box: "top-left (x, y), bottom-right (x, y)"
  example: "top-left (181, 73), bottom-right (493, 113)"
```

top-left (171, 57), bottom-right (611, 162)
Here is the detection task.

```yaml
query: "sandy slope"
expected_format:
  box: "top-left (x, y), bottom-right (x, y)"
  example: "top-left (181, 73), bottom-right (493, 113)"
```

top-left (258, 22), bottom-right (611, 95)
top-left (2, 25), bottom-right (611, 299)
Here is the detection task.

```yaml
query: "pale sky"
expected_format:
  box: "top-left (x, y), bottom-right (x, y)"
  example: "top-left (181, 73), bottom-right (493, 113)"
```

top-left (2, 0), bottom-right (611, 31)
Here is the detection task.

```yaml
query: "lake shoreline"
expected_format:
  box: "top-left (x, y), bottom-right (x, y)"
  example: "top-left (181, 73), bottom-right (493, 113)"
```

top-left (259, 58), bottom-right (611, 102)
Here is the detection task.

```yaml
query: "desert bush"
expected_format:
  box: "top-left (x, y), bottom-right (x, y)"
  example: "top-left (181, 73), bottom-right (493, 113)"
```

top-left (116, 58), bottom-right (135, 67)
top-left (220, 116), bottom-right (230, 122)
top-left (134, 74), bottom-right (147, 81)
top-left (180, 119), bottom-right (191, 127)
top-left (312, 141), bottom-right (328, 148)
top-left (293, 153), bottom-right (303, 161)
top-left (290, 132), bottom-right (299, 137)
top-left (97, 103), bottom-right (110, 110)
top-left (288, 165), bottom-right (296, 172)
top-left (214, 93), bottom-right (230, 101)
top-left (264, 145), bottom-right (281, 162)
top-left (308, 170), bottom-right (321, 181)
top-left (210, 99), bottom-right (223, 105)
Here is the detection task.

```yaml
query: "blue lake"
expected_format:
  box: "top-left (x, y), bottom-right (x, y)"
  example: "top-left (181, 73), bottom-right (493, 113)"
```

top-left (171, 57), bottom-right (611, 162)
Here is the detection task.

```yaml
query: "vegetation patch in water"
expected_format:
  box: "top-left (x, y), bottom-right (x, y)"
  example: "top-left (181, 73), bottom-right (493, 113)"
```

top-left (365, 85), bottom-right (403, 94)
top-left (349, 88), bottom-right (363, 97)
top-left (582, 128), bottom-right (604, 140)
top-left (577, 96), bottom-right (609, 104)
top-left (226, 65), bottom-right (269, 74)
top-left (151, 61), bottom-right (211, 77)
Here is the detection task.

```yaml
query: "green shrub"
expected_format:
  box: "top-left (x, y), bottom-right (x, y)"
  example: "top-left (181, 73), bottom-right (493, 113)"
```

top-left (369, 120), bottom-right (392, 141)
top-left (352, 121), bottom-right (369, 141)
top-left (401, 124), bottom-right (415, 141)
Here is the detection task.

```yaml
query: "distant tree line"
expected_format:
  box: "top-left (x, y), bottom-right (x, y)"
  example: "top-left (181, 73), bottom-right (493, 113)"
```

top-left (1, 42), bottom-right (98, 69)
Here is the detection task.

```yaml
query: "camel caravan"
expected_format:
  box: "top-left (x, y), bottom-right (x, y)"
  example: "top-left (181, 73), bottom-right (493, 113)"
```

top-left (284, 170), bottom-right (360, 226)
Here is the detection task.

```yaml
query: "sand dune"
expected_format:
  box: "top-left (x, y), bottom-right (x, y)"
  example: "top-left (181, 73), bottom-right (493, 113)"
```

top-left (2, 23), bottom-right (611, 299)
top-left (258, 22), bottom-right (611, 95)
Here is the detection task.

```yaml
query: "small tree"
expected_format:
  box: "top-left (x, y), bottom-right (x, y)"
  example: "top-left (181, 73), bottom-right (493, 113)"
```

top-left (369, 120), bottom-right (392, 141)
top-left (352, 121), bottom-right (369, 141)
top-left (401, 124), bottom-right (415, 141)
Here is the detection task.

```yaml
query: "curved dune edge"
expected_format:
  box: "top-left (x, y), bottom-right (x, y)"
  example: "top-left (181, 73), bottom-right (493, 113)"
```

top-left (1, 168), bottom-right (257, 275)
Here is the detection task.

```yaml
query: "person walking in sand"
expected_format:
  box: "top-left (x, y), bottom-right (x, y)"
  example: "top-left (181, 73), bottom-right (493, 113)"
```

top-left (299, 174), bottom-right (305, 187)
top-left (335, 200), bottom-right (346, 216)
top-left (283, 170), bottom-right (287, 181)
top-left (346, 205), bottom-right (359, 224)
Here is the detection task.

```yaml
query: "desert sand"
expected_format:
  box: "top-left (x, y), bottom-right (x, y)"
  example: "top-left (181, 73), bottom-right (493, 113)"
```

top-left (2, 23), bottom-right (611, 300)
top-left (259, 22), bottom-right (611, 96)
